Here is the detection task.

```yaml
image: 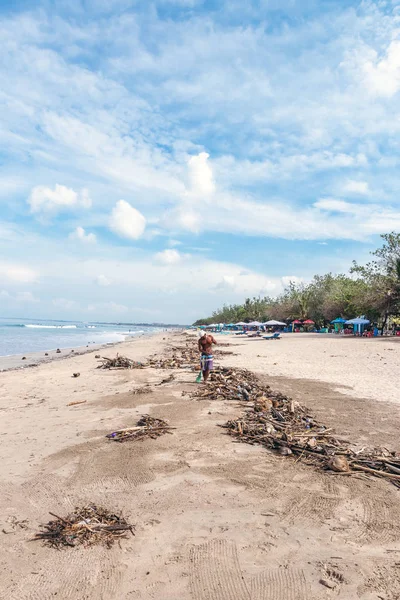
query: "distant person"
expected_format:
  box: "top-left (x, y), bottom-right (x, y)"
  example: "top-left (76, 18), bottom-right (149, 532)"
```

top-left (198, 331), bottom-right (217, 382)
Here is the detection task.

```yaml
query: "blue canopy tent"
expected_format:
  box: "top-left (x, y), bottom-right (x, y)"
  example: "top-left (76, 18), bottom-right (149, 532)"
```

top-left (345, 317), bottom-right (370, 335)
top-left (331, 317), bottom-right (347, 332)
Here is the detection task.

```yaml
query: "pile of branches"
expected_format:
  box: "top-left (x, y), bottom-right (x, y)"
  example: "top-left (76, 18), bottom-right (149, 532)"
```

top-left (221, 391), bottom-right (400, 488)
top-left (97, 353), bottom-right (144, 370)
top-left (96, 344), bottom-right (236, 373)
top-left (185, 366), bottom-right (275, 403)
top-left (147, 344), bottom-right (199, 370)
top-left (187, 364), bottom-right (400, 488)
top-left (33, 505), bottom-right (134, 548)
top-left (106, 414), bottom-right (174, 442)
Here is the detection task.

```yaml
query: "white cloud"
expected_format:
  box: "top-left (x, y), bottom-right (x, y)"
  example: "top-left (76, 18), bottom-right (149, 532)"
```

top-left (314, 198), bottom-right (359, 214)
top-left (188, 152), bottom-right (215, 195)
top-left (88, 301), bottom-right (128, 313)
top-left (214, 274), bottom-right (236, 291)
top-left (95, 274), bottom-right (112, 286)
top-left (343, 180), bottom-right (369, 195)
top-left (154, 249), bottom-right (182, 265)
top-left (363, 40), bottom-right (400, 98)
top-left (109, 200), bottom-right (146, 240)
top-left (69, 226), bottom-right (96, 243)
top-left (0, 263), bottom-right (37, 283)
top-left (174, 209), bottom-right (201, 233)
top-left (15, 291), bottom-right (38, 303)
top-left (0, 289), bottom-right (39, 303)
top-left (53, 298), bottom-right (78, 309)
top-left (28, 184), bottom-right (92, 214)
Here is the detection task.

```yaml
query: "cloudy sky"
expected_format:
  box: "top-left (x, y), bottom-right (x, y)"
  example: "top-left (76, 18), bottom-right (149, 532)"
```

top-left (1, 0), bottom-right (400, 324)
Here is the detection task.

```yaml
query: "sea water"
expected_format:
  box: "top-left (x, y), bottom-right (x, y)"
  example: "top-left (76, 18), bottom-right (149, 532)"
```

top-left (0, 317), bottom-right (164, 356)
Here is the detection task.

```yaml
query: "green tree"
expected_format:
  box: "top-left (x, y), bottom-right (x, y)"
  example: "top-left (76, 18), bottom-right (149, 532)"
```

top-left (352, 233), bottom-right (400, 332)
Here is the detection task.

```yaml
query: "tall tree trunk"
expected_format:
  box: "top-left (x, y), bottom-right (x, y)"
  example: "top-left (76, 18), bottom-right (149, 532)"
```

top-left (381, 311), bottom-right (389, 336)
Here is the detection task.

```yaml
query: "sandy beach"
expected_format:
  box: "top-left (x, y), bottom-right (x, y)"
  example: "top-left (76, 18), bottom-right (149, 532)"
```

top-left (1, 331), bottom-right (400, 599)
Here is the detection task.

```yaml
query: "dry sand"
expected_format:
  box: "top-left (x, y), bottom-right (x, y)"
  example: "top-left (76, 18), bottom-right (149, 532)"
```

top-left (0, 331), bottom-right (399, 599)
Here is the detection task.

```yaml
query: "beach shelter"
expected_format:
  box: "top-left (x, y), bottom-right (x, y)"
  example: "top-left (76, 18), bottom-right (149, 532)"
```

top-left (263, 320), bottom-right (286, 327)
top-left (345, 317), bottom-right (370, 334)
top-left (331, 317), bottom-right (346, 332)
top-left (291, 319), bottom-right (302, 332)
top-left (247, 320), bottom-right (262, 328)
top-left (303, 319), bottom-right (315, 331)
top-left (235, 321), bottom-right (247, 326)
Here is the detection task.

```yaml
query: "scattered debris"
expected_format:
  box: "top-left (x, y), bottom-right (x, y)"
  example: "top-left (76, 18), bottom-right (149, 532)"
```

top-left (97, 354), bottom-right (144, 369)
top-left (320, 579), bottom-right (336, 589)
top-left (32, 505), bottom-right (134, 548)
top-left (155, 373), bottom-right (175, 386)
top-left (22, 357), bottom-right (26, 360)
top-left (72, 372), bottom-right (80, 378)
top-left (147, 345), bottom-right (199, 369)
top-left (106, 415), bottom-right (174, 442)
top-left (3, 516), bottom-right (29, 534)
top-left (45, 353), bottom-right (48, 356)
top-left (67, 400), bottom-right (87, 407)
top-left (56, 349), bottom-right (61, 354)
top-left (324, 566), bottom-right (345, 585)
top-left (95, 354), bottom-right (100, 358)
top-left (214, 349), bottom-right (238, 357)
top-left (132, 385), bottom-right (152, 395)
top-left (185, 366), bottom-right (275, 403)
top-left (97, 343), bottom-right (235, 374)
top-left (183, 366), bottom-right (400, 488)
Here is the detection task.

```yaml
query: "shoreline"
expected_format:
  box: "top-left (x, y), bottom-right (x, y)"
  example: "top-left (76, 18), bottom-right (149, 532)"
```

top-left (0, 329), bottom-right (176, 372)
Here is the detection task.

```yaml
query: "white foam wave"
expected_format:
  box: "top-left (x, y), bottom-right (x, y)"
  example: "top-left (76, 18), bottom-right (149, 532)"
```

top-left (25, 324), bottom-right (77, 329)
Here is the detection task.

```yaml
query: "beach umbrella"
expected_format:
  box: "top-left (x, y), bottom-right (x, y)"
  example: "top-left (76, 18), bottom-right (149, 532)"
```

top-left (235, 321), bottom-right (247, 326)
top-left (292, 319), bottom-right (302, 324)
top-left (247, 320), bottom-right (262, 327)
top-left (345, 318), bottom-right (370, 325)
top-left (263, 320), bottom-right (286, 326)
top-left (331, 318), bottom-right (347, 324)
top-left (345, 317), bottom-right (370, 334)
top-left (303, 319), bottom-right (315, 324)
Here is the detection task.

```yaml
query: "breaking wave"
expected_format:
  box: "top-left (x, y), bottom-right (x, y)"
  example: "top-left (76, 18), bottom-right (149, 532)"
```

top-left (24, 324), bottom-right (78, 329)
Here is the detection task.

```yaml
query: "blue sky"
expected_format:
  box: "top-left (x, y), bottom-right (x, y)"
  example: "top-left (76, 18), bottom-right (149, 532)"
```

top-left (1, 0), bottom-right (400, 323)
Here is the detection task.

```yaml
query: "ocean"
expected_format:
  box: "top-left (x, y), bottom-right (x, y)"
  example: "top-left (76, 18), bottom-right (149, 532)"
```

top-left (0, 317), bottom-right (166, 357)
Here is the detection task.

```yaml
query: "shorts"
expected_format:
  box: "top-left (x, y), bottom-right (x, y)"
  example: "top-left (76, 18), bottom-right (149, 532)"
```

top-left (201, 354), bottom-right (213, 371)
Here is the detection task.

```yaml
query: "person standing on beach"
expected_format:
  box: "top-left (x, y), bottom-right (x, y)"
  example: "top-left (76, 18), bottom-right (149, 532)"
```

top-left (198, 331), bottom-right (217, 382)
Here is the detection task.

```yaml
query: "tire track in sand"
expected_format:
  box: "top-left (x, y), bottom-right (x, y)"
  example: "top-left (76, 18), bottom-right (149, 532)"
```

top-left (189, 539), bottom-right (250, 600)
top-left (282, 477), bottom-right (341, 525)
top-left (69, 441), bottom-right (154, 494)
top-left (342, 479), bottom-right (400, 544)
top-left (15, 547), bottom-right (124, 600)
top-left (250, 568), bottom-right (309, 600)
top-left (22, 474), bottom-right (74, 512)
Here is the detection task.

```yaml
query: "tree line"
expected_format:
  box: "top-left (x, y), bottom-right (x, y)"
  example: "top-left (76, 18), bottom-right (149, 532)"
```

top-left (194, 233), bottom-right (400, 333)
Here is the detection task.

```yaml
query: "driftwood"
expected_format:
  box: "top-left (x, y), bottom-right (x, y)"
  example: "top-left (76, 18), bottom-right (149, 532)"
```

top-left (106, 415), bottom-right (173, 442)
top-left (32, 505), bottom-right (134, 548)
top-left (97, 354), bottom-right (144, 369)
top-left (189, 366), bottom-right (400, 488)
top-left (185, 366), bottom-right (282, 404)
